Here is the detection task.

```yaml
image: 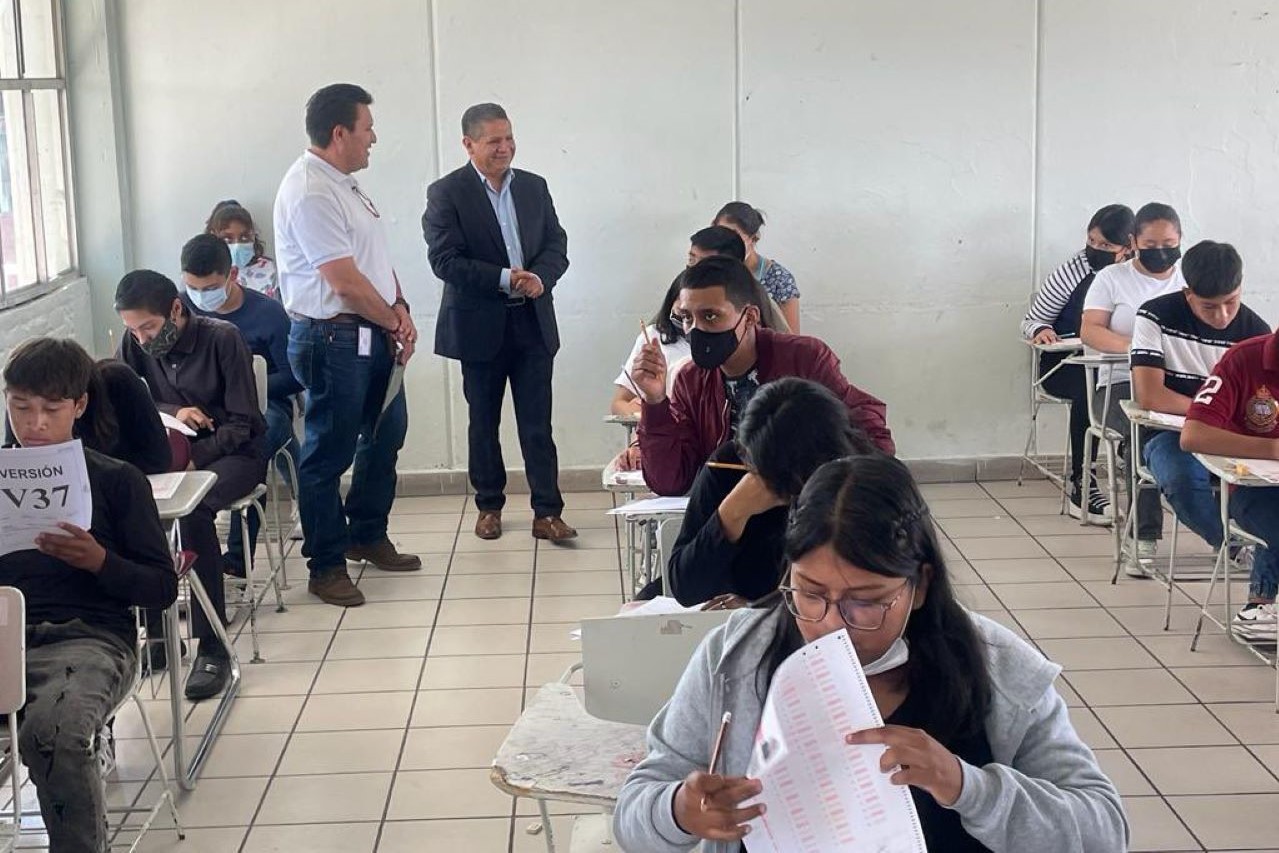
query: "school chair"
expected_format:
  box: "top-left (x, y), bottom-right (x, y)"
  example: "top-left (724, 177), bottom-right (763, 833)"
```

top-left (1017, 337), bottom-right (1080, 512)
top-left (1071, 353), bottom-right (1126, 557)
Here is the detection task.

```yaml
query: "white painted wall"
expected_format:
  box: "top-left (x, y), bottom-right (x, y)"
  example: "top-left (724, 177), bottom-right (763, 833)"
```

top-left (0, 279), bottom-right (94, 367)
top-left (61, 0), bottom-right (1279, 475)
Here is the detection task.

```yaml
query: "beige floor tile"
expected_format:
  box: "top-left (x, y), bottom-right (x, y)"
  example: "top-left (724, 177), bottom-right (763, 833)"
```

top-left (1015, 607), bottom-right (1126, 639)
top-left (388, 512), bottom-right (466, 533)
top-left (447, 551), bottom-right (535, 574)
top-left (536, 548), bottom-right (623, 572)
top-left (1138, 633), bottom-right (1266, 669)
top-left (1207, 703), bottom-right (1279, 745)
top-left (257, 772), bottom-right (393, 824)
top-left (312, 657), bottom-right (423, 694)
top-left (152, 776), bottom-right (269, 828)
top-left (1131, 745), bottom-right (1279, 795)
top-left (511, 815), bottom-right (588, 852)
top-left (969, 558), bottom-right (1073, 584)
top-left (106, 737), bottom-right (173, 783)
top-left (237, 661), bottom-right (322, 697)
top-left (175, 732), bottom-right (287, 779)
top-left (919, 483), bottom-right (988, 500)
top-left (988, 582), bottom-right (1096, 610)
top-left (1036, 636), bottom-right (1159, 670)
top-left (983, 479), bottom-right (1061, 498)
top-left (1082, 579), bottom-right (1189, 609)
top-left (242, 822), bottom-right (380, 853)
top-left (1106, 605), bottom-right (1204, 636)
top-left (411, 687), bottom-right (524, 728)
top-left (1067, 668), bottom-right (1196, 706)
top-left (936, 516), bottom-right (1024, 538)
top-left (532, 594), bottom-right (624, 623)
top-left (437, 597), bottom-right (531, 626)
top-left (111, 697), bottom-right (183, 740)
top-left (1034, 535), bottom-right (1119, 558)
top-left (453, 532), bottom-right (538, 553)
top-left (1174, 666), bottom-right (1277, 703)
top-left (234, 630), bottom-right (332, 663)
top-left (926, 497), bottom-right (1007, 518)
top-left (561, 490), bottom-right (618, 510)
top-left (528, 623), bottom-right (582, 655)
top-left (1055, 677), bottom-right (1084, 707)
top-left (1096, 704), bottom-right (1236, 749)
top-left (131, 826), bottom-right (248, 852)
top-left (525, 652), bottom-right (583, 686)
top-left (1123, 796), bottom-right (1201, 852)
top-left (948, 560), bottom-right (983, 585)
top-left (328, 626), bottom-right (431, 660)
top-left (429, 623), bottom-right (529, 656)
top-left (186, 695), bottom-right (305, 736)
top-left (1066, 706), bottom-right (1116, 750)
top-left (278, 729), bottom-right (405, 776)
top-left (952, 536), bottom-right (1048, 561)
top-left (1058, 556), bottom-right (1124, 581)
top-left (535, 570), bottom-right (624, 596)
top-left (1017, 515), bottom-right (1113, 537)
top-left (390, 531), bottom-right (466, 554)
top-left (339, 600), bottom-right (438, 630)
top-left (399, 725), bottom-right (509, 771)
top-left (376, 818), bottom-right (511, 852)
top-left (394, 496), bottom-right (468, 514)
top-left (953, 585), bottom-right (1001, 610)
top-left (1171, 793), bottom-right (1279, 849)
top-left (250, 604), bottom-right (344, 633)
top-left (295, 691), bottom-right (415, 732)
top-left (443, 572), bottom-right (535, 599)
top-left (1000, 496), bottom-right (1074, 516)
top-left (1093, 749), bottom-right (1155, 796)
top-left (387, 768), bottom-right (513, 819)
top-left (354, 576), bottom-right (445, 603)
top-left (972, 609), bottom-right (1026, 637)
top-left (421, 654), bottom-right (527, 690)
top-left (553, 527), bottom-right (621, 550)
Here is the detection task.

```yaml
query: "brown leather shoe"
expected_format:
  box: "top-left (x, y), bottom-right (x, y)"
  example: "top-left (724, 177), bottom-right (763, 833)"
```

top-left (474, 511), bottom-right (502, 540)
top-left (345, 539), bottom-right (422, 572)
top-left (308, 567), bottom-right (365, 607)
top-left (532, 516), bottom-right (578, 544)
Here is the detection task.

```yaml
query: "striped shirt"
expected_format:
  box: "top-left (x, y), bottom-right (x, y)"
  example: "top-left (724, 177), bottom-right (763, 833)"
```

top-left (1021, 250), bottom-right (1093, 339)
top-left (1130, 291), bottom-right (1271, 399)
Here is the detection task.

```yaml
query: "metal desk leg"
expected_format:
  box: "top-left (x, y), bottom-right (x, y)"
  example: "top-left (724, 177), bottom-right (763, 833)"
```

top-left (539, 799), bottom-right (557, 853)
top-left (1192, 486), bottom-right (1232, 651)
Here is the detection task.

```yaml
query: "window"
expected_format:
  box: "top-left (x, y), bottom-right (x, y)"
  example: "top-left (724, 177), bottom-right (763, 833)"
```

top-left (0, 0), bottom-right (73, 309)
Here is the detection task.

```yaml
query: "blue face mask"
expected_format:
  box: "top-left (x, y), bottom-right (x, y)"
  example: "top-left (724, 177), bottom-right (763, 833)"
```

top-left (228, 241), bottom-right (254, 270)
top-left (187, 281), bottom-right (228, 312)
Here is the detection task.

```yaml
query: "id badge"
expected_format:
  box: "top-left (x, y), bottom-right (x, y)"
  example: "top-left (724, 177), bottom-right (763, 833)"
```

top-left (358, 326), bottom-right (373, 357)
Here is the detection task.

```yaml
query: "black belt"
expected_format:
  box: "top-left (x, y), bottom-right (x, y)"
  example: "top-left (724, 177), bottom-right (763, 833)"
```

top-left (290, 312), bottom-right (363, 325)
top-left (504, 296), bottom-right (527, 308)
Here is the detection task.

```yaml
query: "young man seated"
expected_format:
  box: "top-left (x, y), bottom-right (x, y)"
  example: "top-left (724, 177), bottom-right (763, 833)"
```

top-left (115, 270), bottom-right (267, 700)
top-left (180, 232), bottom-right (303, 572)
top-left (658, 378), bottom-right (875, 605)
top-left (631, 255), bottom-right (894, 497)
top-left (2, 337), bottom-right (177, 853)
top-left (1130, 240), bottom-right (1269, 578)
top-left (1181, 288), bottom-right (1279, 636)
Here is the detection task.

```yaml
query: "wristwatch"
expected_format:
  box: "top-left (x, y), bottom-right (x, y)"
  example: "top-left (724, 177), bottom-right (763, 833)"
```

top-left (393, 297), bottom-right (411, 313)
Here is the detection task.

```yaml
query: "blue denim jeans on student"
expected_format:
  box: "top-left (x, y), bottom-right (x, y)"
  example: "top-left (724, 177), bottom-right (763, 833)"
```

top-left (1230, 488), bottom-right (1279, 600)
top-left (223, 396), bottom-right (300, 572)
top-left (287, 319), bottom-right (407, 577)
top-left (1142, 430), bottom-right (1223, 549)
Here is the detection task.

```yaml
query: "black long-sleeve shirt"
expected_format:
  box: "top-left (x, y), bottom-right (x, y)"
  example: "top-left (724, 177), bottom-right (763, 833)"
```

top-left (118, 313), bottom-right (265, 469)
top-left (667, 443), bottom-right (789, 606)
top-left (0, 447), bottom-right (177, 644)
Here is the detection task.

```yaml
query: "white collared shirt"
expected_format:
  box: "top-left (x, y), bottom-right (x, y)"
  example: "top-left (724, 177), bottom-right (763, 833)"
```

top-left (272, 150), bottom-right (396, 319)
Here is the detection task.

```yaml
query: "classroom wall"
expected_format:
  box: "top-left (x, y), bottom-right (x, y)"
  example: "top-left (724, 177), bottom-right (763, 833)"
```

top-left (0, 279), bottom-right (93, 368)
top-left (66, 0), bottom-right (1278, 476)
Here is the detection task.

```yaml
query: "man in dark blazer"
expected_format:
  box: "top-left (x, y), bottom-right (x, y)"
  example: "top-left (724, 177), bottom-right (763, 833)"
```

top-left (423, 103), bottom-right (577, 542)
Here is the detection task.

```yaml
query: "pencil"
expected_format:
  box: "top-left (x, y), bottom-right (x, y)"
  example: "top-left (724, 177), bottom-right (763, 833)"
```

top-left (639, 318), bottom-right (652, 345)
top-left (708, 711), bottom-right (732, 775)
top-left (707, 461), bottom-right (750, 472)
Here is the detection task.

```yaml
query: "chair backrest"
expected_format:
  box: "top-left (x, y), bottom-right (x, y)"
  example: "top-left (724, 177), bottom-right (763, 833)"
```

top-left (165, 429), bottom-right (191, 473)
top-left (0, 587), bottom-right (26, 714)
top-left (252, 355), bottom-right (268, 416)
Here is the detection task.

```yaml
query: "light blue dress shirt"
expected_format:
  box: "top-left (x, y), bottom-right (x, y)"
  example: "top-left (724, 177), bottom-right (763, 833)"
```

top-left (473, 163), bottom-right (524, 295)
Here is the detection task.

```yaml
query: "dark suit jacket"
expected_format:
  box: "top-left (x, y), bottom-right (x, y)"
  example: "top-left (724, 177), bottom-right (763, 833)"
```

top-left (424, 164), bottom-right (569, 361)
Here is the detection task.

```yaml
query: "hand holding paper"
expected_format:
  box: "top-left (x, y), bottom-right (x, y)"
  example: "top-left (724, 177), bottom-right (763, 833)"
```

top-left (0, 440), bottom-right (94, 558)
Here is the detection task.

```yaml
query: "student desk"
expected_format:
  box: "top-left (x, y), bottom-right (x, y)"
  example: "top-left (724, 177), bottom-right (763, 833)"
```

top-left (603, 412), bottom-right (640, 449)
top-left (149, 470), bottom-right (241, 791)
top-left (1019, 336), bottom-right (1084, 499)
top-left (1063, 352), bottom-right (1129, 565)
top-left (492, 682), bottom-right (647, 853)
top-left (609, 497), bottom-right (689, 597)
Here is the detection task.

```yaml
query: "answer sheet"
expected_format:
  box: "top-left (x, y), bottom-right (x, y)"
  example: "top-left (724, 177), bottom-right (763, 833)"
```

top-left (744, 629), bottom-right (927, 852)
top-left (0, 440), bottom-right (93, 557)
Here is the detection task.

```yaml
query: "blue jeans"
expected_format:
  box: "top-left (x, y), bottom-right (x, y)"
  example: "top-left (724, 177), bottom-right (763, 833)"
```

top-left (287, 319), bottom-right (407, 576)
top-left (224, 396), bottom-right (300, 571)
top-left (1230, 488), bottom-right (1279, 600)
top-left (1143, 430), bottom-right (1223, 549)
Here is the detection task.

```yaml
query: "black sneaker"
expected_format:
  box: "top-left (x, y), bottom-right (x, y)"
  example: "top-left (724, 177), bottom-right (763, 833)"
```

top-left (184, 641), bottom-right (232, 701)
top-left (1068, 485), bottom-right (1113, 524)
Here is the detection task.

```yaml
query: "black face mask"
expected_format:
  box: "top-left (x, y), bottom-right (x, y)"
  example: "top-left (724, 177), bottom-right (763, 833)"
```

top-left (1084, 245), bottom-right (1120, 272)
top-left (1138, 246), bottom-right (1181, 275)
top-left (141, 318), bottom-right (181, 359)
top-left (689, 312), bottom-right (747, 370)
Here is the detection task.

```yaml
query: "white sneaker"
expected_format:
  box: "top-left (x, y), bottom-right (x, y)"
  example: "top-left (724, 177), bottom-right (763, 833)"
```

top-left (1232, 602), bottom-right (1278, 639)
top-left (95, 724), bottom-right (116, 779)
top-left (288, 521), bottom-right (304, 541)
top-left (1124, 540), bottom-right (1159, 578)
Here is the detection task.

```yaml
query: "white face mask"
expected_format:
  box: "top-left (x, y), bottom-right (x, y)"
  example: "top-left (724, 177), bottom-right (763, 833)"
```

top-left (859, 587), bottom-right (914, 676)
top-left (228, 241), bottom-right (254, 270)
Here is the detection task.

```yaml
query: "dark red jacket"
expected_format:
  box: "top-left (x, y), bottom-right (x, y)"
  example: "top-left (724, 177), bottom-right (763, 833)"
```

top-left (638, 328), bottom-right (895, 496)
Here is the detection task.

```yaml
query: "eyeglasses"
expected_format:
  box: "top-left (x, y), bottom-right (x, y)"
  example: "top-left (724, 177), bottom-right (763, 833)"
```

top-left (779, 580), bottom-right (912, 632)
top-left (352, 185), bottom-right (380, 218)
top-left (669, 311), bottom-right (693, 331)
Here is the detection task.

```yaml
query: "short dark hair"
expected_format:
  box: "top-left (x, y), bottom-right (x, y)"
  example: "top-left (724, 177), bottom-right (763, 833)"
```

top-left (1133, 202), bottom-right (1181, 239)
top-left (714, 201), bottom-right (766, 237)
top-left (181, 233), bottom-right (233, 278)
top-left (1181, 240), bottom-right (1243, 298)
top-left (114, 270), bottom-right (181, 317)
top-left (689, 226), bottom-right (746, 262)
top-left (680, 256), bottom-right (762, 310)
top-left (462, 103), bottom-right (509, 138)
top-left (4, 337), bottom-right (94, 401)
top-left (305, 83), bottom-right (373, 148)
top-left (1088, 204), bottom-right (1135, 247)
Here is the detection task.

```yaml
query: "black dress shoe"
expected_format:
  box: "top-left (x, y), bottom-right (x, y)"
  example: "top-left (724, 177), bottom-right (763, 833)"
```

top-left (147, 638), bottom-right (187, 671)
top-left (184, 644), bottom-right (231, 701)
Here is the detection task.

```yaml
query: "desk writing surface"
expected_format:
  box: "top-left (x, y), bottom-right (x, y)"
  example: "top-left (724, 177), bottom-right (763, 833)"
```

top-left (491, 683), bottom-right (647, 808)
top-left (151, 470), bottom-right (218, 520)
top-left (603, 413), bottom-right (640, 427)
top-left (1118, 401), bottom-right (1185, 431)
top-left (1025, 336), bottom-right (1083, 353)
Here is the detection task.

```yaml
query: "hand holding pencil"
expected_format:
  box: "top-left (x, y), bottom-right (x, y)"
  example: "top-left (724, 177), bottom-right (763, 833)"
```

top-left (672, 712), bottom-right (766, 843)
top-left (629, 317), bottom-right (669, 406)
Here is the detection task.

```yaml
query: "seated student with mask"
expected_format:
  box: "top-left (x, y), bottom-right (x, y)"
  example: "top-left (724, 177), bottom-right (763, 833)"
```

top-left (2, 337), bottom-right (177, 853)
top-left (631, 256), bottom-right (894, 497)
top-left (115, 270), bottom-right (267, 701)
top-left (1129, 241), bottom-right (1269, 580)
top-left (614, 454), bottom-right (1127, 852)
top-left (181, 232), bottom-right (303, 572)
top-left (660, 377), bottom-right (875, 606)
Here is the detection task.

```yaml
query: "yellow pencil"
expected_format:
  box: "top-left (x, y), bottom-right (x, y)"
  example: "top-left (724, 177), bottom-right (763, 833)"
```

top-left (639, 318), bottom-right (652, 345)
top-left (707, 461), bottom-right (751, 472)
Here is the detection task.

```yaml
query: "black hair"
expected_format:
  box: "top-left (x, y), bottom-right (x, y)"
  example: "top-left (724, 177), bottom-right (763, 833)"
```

top-left (205, 199), bottom-right (267, 262)
top-left (764, 454), bottom-right (992, 744)
top-left (690, 226), bottom-right (746, 262)
top-left (1133, 202), bottom-right (1182, 240)
top-left (1088, 204), bottom-right (1135, 247)
top-left (3, 337), bottom-right (117, 447)
top-left (681, 256), bottom-right (762, 311)
top-left (114, 270), bottom-right (181, 317)
top-left (738, 378), bottom-right (876, 501)
top-left (181, 233), bottom-right (233, 278)
top-left (714, 201), bottom-right (766, 237)
top-left (1181, 240), bottom-right (1243, 298)
top-left (651, 273), bottom-right (687, 346)
top-left (462, 103), bottom-right (509, 138)
top-left (305, 83), bottom-right (373, 148)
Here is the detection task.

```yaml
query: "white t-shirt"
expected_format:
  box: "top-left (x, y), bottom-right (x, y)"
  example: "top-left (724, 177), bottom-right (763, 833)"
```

top-left (614, 327), bottom-right (691, 396)
top-left (272, 151), bottom-right (397, 320)
top-left (1082, 259), bottom-right (1185, 386)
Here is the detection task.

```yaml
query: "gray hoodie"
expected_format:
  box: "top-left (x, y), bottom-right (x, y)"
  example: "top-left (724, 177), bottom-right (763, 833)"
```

top-left (613, 607), bottom-right (1127, 852)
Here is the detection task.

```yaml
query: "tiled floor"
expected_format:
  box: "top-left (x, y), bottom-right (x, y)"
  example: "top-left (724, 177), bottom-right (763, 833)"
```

top-left (8, 480), bottom-right (1279, 851)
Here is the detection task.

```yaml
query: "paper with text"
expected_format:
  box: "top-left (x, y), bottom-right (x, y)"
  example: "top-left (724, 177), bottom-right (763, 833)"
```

top-left (606, 496), bottom-right (690, 517)
top-left (1146, 411), bottom-right (1186, 430)
top-left (744, 629), bottom-right (927, 853)
top-left (0, 440), bottom-right (93, 557)
top-left (1235, 457), bottom-right (1279, 484)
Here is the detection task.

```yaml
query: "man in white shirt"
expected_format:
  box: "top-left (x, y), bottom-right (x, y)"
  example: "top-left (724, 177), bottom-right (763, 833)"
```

top-left (274, 83), bottom-right (420, 608)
